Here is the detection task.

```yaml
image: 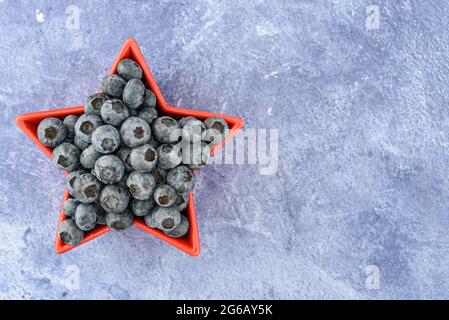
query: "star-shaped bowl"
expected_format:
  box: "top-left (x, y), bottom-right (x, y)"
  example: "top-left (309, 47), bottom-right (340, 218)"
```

top-left (16, 37), bottom-right (244, 256)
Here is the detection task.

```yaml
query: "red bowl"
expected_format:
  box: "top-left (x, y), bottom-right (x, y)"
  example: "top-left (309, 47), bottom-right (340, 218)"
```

top-left (16, 37), bottom-right (244, 256)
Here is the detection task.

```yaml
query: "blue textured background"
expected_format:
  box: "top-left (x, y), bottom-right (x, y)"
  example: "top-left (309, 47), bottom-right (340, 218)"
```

top-left (1, 0), bottom-right (449, 299)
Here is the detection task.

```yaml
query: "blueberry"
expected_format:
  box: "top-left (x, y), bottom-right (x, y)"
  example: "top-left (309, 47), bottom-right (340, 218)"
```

top-left (92, 202), bottom-right (106, 225)
top-left (117, 58), bottom-right (143, 81)
top-left (141, 89), bottom-right (156, 108)
top-left (91, 125), bottom-right (121, 154)
top-left (37, 117), bottom-right (67, 147)
top-left (122, 79), bottom-right (145, 109)
top-left (126, 171), bottom-right (156, 200)
top-left (63, 198), bottom-right (80, 217)
top-left (178, 116), bottom-right (197, 128)
top-left (153, 184), bottom-right (177, 207)
top-left (129, 144), bottom-right (158, 172)
top-left (99, 184), bottom-right (130, 213)
top-left (151, 116), bottom-right (181, 143)
top-left (58, 219), bottom-right (84, 246)
top-left (74, 203), bottom-right (98, 231)
top-left (166, 165), bottom-right (196, 194)
top-left (130, 198), bottom-right (155, 217)
top-left (203, 116), bottom-right (229, 145)
top-left (156, 143), bottom-right (182, 169)
top-left (100, 99), bottom-right (129, 127)
top-left (66, 169), bottom-right (87, 196)
top-left (73, 173), bottom-right (102, 203)
top-left (63, 115), bottom-right (79, 139)
top-left (181, 141), bottom-right (211, 169)
top-left (52, 143), bottom-right (80, 171)
top-left (74, 114), bottom-right (103, 143)
top-left (145, 206), bottom-right (181, 231)
top-left (174, 193), bottom-right (189, 212)
top-left (101, 75), bottom-right (126, 98)
top-left (94, 155), bottom-right (125, 184)
top-left (74, 135), bottom-right (90, 151)
top-left (105, 210), bottom-right (134, 230)
top-left (138, 107), bottom-right (158, 125)
top-left (120, 117), bottom-right (151, 148)
top-left (152, 167), bottom-right (167, 185)
top-left (116, 146), bottom-right (133, 172)
top-left (80, 145), bottom-right (102, 169)
top-left (84, 93), bottom-right (108, 115)
top-left (164, 214), bottom-right (189, 238)
top-left (181, 118), bottom-right (206, 142)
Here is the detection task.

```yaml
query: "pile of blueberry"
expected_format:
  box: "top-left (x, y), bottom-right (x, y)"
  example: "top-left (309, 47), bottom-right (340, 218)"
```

top-left (36, 58), bottom-right (229, 246)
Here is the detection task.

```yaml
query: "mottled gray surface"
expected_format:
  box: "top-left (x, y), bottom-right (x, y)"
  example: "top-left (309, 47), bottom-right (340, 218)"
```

top-left (1, 0), bottom-right (449, 299)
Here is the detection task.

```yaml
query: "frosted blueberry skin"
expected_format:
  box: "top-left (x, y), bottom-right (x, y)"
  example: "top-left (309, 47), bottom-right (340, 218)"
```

top-left (117, 58), bottom-right (143, 81)
top-left (122, 79), bottom-right (145, 109)
top-left (120, 117), bottom-right (151, 148)
top-left (84, 93), bottom-right (108, 116)
top-left (52, 142), bottom-right (81, 171)
top-left (105, 210), bottom-right (134, 231)
top-left (178, 116), bottom-right (197, 128)
top-left (101, 75), bottom-right (126, 98)
top-left (181, 141), bottom-right (211, 170)
top-left (153, 184), bottom-right (177, 207)
top-left (129, 144), bottom-right (158, 172)
top-left (156, 143), bottom-right (182, 170)
top-left (74, 114), bottom-right (103, 143)
top-left (166, 165), bottom-right (196, 194)
top-left (141, 89), bottom-right (157, 108)
top-left (92, 202), bottom-right (106, 225)
top-left (99, 184), bottom-right (130, 214)
top-left (74, 203), bottom-right (98, 231)
top-left (116, 146), bottom-right (134, 173)
top-left (164, 215), bottom-right (189, 238)
top-left (100, 99), bottom-right (129, 127)
top-left (80, 145), bottom-right (102, 169)
top-left (74, 134), bottom-right (89, 151)
top-left (145, 205), bottom-right (181, 231)
top-left (130, 198), bottom-right (155, 217)
top-left (181, 118), bottom-right (206, 143)
top-left (203, 116), bottom-right (229, 145)
top-left (58, 219), bottom-right (84, 246)
top-left (63, 198), bottom-right (80, 217)
top-left (151, 116), bottom-right (181, 144)
top-left (37, 117), bottom-right (67, 147)
top-left (126, 171), bottom-right (156, 200)
top-left (73, 173), bottom-right (102, 204)
top-left (66, 169), bottom-right (87, 196)
top-left (94, 154), bottom-right (125, 185)
top-left (63, 115), bottom-right (79, 139)
top-left (138, 107), bottom-right (158, 126)
top-left (91, 125), bottom-right (121, 154)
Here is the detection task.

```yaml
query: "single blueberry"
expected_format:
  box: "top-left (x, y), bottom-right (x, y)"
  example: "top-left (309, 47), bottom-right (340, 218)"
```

top-left (73, 173), bottom-right (102, 204)
top-left (117, 58), bottom-right (143, 81)
top-left (116, 146), bottom-right (134, 173)
top-left (151, 116), bottom-right (181, 143)
top-left (84, 93), bottom-right (108, 115)
top-left (63, 198), bottom-right (80, 217)
top-left (74, 135), bottom-right (90, 151)
top-left (37, 117), bottom-right (67, 147)
top-left (122, 79), bottom-right (145, 109)
top-left (156, 143), bottom-right (182, 169)
top-left (120, 117), bottom-right (151, 148)
top-left (129, 144), bottom-right (158, 172)
top-left (63, 115), bottom-right (79, 139)
top-left (99, 184), bottom-right (130, 213)
top-left (130, 198), bottom-right (155, 217)
top-left (94, 155), bottom-right (125, 184)
top-left (101, 75), bottom-right (126, 98)
top-left (166, 165), bottom-right (196, 194)
top-left (59, 219), bottom-right (84, 246)
top-left (105, 210), bottom-right (134, 230)
top-left (145, 205), bottom-right (181, 231)
top-left (164, 214), bottom-right (189, 238)
top-left (138, 107), bottom-right (158, 125)
top-left (100, 99), bottom-right (130, 127)
top-left (203, 116), bottom-right (229, 145)
top-left (141, 89), bottom-right (156, 108)
top-left (153, 184), bottom-right (177, 207)
top-left (66, 169), bottom-right (87, 196)
top-left (91, 125), bottom-right (121, 154)
top-left (75, 203), bottom-right (98, 231)
top-left (74, 114), bottom-right (103, 143)
top-left (80, 145), bottom-right (102, 169)
top-left (52, 142), bottom-right (81, 171)
top-left (126, 171), bottom-right (156, 200)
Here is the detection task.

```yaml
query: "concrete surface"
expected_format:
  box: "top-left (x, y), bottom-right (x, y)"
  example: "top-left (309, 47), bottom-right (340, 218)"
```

top-left (1, 0), bottom-right (449, 299)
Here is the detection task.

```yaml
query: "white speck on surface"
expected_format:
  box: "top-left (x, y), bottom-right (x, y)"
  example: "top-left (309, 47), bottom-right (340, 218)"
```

top-left (35, 9), bottom-right (44, 23)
